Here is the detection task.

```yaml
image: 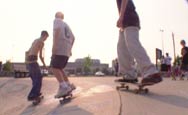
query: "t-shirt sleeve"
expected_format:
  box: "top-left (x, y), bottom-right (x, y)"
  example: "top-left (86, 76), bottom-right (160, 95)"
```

top-left (64, 23), bottom-right (75, 41)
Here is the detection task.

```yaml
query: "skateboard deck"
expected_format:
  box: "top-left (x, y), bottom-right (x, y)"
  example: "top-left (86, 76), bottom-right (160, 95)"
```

top-left (32, 95), bottom-right (44, 106)
top-left (56, 93), bottom-right (73, 104)
top-left (115, 79), bottom-right (149, 94)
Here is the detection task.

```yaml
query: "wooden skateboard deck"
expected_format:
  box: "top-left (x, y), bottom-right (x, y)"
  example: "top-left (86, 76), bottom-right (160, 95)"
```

top-left (115, 79), bottom-right (149, 94)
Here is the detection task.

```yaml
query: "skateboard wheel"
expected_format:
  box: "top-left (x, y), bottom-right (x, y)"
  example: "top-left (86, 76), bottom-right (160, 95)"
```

top-left (144, 88), bottom-right (149, 93)
top-left (59, 100), bottom-right (63, 104)
top-left (33, 101), bottom-right (37, 105)
top-left (33, 100), bottom-right (40, 105)
top-left (134, 89), bottom-right (139, 94)
top-left (116, 86), bottom-right (120, 90)
top-left (125, 86), bottom-right (129, 90)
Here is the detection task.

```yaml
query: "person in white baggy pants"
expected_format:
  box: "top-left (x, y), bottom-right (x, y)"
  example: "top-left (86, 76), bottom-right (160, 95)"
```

top-left (116, 0), bottom-right (162, 85)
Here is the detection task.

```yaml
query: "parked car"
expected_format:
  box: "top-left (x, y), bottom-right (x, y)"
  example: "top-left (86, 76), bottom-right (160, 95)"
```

top-left (95, 71), bottom-right (105, 76)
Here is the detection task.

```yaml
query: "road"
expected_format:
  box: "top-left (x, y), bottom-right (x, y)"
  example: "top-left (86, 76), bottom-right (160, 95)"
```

top-left (0, 76), bottom-right (188, 115)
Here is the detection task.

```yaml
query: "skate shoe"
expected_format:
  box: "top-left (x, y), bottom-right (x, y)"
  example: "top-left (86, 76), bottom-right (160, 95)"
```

top-left (141, 73), bottom-right (162, 86)
top-left (54, 86), bottom-right (72, 98)
top-left (69, 83), bottom-right (76, 91)
top-left (117, 74), bottom-right (138, 83)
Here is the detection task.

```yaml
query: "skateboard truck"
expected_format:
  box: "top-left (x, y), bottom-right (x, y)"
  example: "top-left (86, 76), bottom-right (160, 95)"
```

top-left (115, 80), bottom-right (149, 94)
top-left (56, 93), bottom-right (73, 104)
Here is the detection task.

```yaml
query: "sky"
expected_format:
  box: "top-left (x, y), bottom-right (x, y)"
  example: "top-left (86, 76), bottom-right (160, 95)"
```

top-left (0, 0), bottom-right (188, 66)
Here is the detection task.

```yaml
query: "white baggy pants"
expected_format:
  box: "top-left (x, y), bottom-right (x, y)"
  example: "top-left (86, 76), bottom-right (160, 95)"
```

top-left (117, 26), bottom-right (158, 78)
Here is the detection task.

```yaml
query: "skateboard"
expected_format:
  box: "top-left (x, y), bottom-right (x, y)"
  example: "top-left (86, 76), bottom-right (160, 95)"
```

top-left (32, 95), bottom-right (44, 105)
top-left (56, 92), bottom-right (73, 104)
top-left (115, 79), bottom-right (149, 94)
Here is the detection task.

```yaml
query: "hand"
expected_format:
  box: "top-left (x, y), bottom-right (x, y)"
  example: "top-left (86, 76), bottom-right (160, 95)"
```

top-left (116, 16), bottom-right (124, 28)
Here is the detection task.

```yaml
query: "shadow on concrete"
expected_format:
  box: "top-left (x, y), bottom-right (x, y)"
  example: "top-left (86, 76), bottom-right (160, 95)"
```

top-left (47, 105), bottom-right (92, 115)
top-left (19, 96), bottom-right (92, 115)
top-left (119, 88), bottom-right (188, 108)
top-left (19, 104), bottom-right (38, 115)
top-left (145, 93), bottom-right (188, 109)
top-left (20, 104), bottom-right (92, 115)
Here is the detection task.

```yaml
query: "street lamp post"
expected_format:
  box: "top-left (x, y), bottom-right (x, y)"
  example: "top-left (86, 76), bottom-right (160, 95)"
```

top-left (160, 29), bottom-right (164, 55)
top-left (172, 32), bottom-right (176, 63)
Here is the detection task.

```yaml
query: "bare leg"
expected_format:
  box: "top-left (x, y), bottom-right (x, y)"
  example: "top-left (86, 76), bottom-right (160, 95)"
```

top-left (61, 69), bottom-right (69, 82)
top-left (61, 69), bottom-right (76, 90)
top-left (51, 68), bottom-right (64, 83)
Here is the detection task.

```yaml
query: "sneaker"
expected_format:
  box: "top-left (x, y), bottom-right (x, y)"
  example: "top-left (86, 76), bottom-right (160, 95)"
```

top-left (141, 73), bottom-right (162, 86)
top-left (54, 86), bottom-right (72, 98)
top-left (27, 93), bottom-right (42, 101)
top-left (69, 83), bottom-right (76, 91)
top-left (118, 74), bottom-right (138, 83)
top-left (28, 97), bottom-right (35, 101)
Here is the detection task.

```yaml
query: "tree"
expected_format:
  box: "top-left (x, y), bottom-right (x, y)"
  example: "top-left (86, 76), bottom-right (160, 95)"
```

top-left (83, 55), bottom-right (92, 75)
top-left (173, 55), bottom-right (182, 66)
top-left (3, 60), bottom-right (12, 71)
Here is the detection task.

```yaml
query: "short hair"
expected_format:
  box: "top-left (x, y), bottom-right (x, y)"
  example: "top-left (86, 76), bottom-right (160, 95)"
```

top-left (180, 40), bottom-right (186, 44)
top-left (55, 12), bottom-right (64, 19)
top-left (41, 31), bottom-right (49, 37)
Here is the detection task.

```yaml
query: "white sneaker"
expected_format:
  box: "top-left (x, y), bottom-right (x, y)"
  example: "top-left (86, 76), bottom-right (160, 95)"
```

top-left (122, 74), bottom-right (138, 82)
top-left (54, 86), bottom-right (72, 98)
top-left (69, 83), bottom-right (76, 91)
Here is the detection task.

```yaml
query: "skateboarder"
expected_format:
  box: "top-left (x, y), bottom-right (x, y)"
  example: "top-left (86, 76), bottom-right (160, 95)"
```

top-left (180, 40), bottom-right (188, 80)
top-left (116, 0), bottom-right (162, 85)
top-left (50, 12), bottom-right (75, 98)
top-left (26, 30), bottom-right (48, 101)
top-left (164, 53), bottom-right (172, 77)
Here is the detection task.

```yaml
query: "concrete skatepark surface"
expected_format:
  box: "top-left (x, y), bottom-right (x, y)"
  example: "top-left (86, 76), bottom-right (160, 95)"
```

top-left (0, 76), bottom-right (188, 115)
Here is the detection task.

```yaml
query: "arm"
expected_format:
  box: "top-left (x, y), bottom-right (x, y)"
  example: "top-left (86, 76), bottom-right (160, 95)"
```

top-left (181, 48), bottom-right (186, 56)
top-left (117, 0), bottom-right (128, 28)
top-left (39, 43), bottom-right (46, 67)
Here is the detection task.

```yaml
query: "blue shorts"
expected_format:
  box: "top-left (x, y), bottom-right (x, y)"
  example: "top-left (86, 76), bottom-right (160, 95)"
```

top-left (50, 55), bottom-right (69, 69)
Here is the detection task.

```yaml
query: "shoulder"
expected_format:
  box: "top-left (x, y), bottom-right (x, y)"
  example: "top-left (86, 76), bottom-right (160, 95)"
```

top-left (63, 22), bottom-right (70, 28)
top-left (54, 18), bottom-right (62, 23)
top-left (54, 19), bottom-right (63, 27)
top-left (37, 39), bottom-right (44, 45)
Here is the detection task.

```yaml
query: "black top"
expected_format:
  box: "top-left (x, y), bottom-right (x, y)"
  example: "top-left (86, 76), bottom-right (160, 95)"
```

top-left (116, 0), bottom-right (140, 28)
top-left (181, 47), bottom-right (188, 65)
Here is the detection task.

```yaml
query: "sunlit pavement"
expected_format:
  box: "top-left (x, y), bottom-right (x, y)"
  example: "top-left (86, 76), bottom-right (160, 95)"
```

top-left (0, 76), bottom-right (120, 115)
top-left (0, 76), bottom-right (188, 115)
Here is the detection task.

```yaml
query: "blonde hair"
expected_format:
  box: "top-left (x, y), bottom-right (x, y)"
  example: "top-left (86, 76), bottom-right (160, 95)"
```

top-left (55, 12), bottom-right (64, 19)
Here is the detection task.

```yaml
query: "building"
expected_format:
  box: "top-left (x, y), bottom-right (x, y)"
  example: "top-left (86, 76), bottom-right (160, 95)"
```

top-left (65, 58), bottom-right (109, 75)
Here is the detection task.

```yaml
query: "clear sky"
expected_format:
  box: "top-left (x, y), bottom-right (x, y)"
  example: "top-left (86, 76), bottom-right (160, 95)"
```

top-left (0, 0), bottom-right (188, 66)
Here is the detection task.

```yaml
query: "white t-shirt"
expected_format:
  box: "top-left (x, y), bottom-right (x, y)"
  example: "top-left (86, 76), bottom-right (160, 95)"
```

top-left (53, 18), bottom-right (75, 57)
top-left (165, 56), bottom-right (172, 65)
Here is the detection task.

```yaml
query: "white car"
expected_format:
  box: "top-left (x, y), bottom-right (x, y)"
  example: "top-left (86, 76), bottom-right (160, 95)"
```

top-left (95, 71), bottom-right (105, 76)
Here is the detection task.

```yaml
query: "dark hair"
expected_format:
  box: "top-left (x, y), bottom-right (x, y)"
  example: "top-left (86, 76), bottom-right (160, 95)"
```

top-left (181, 40), bottom-right (186, 44)
top-left (41, 31), bottom-right (49, 37)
